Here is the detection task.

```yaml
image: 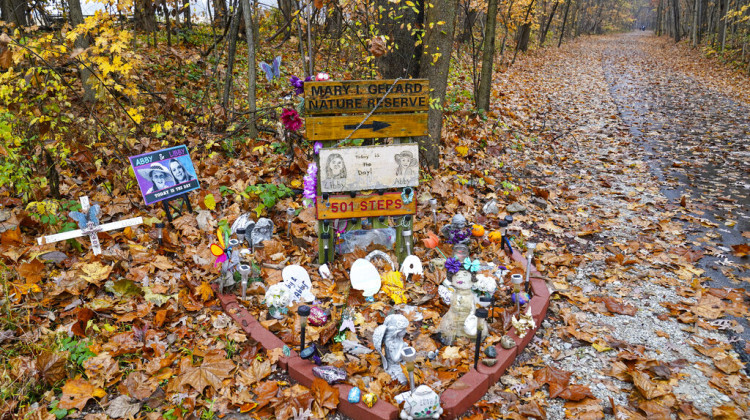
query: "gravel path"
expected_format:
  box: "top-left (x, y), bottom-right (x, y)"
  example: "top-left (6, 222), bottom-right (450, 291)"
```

top-left (472, 32), bottom-right (750, 419)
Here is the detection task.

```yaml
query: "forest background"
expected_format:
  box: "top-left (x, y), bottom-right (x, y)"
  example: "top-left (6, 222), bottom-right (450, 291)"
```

top-left (1, 0), bottom-right (750, 418)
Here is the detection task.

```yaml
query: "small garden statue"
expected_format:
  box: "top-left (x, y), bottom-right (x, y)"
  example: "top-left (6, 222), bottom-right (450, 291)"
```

top-left (437, 270), bottom-right (479, 345)
top-left (372, 314), bottom-right (410, 383)
top-left (440, 214), bottom-right (470, 245)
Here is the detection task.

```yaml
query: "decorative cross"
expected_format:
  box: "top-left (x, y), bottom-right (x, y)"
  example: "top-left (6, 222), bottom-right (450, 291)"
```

top-left (36, 196), bottom-right (143, 255)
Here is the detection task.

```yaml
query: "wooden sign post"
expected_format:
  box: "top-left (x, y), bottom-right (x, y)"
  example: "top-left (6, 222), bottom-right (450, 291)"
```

top-left (305, 79), bottom-right (428, 265)
top-left (36, 196), bottom-right (143, 255)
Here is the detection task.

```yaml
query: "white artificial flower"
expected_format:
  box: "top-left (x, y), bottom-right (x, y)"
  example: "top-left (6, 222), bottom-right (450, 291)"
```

top-left (265, 283), bottom-right (291, 308)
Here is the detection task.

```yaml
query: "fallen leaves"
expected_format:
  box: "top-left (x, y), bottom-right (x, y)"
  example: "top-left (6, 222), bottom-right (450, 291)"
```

top-left (310, 377), bottom-right (339, 418)
top-left (631, 371), bottom-right (672, 400)
top-left (59, 376), bottom-right (106, 410)
top-left (178, 351), bottom-right (235, 393)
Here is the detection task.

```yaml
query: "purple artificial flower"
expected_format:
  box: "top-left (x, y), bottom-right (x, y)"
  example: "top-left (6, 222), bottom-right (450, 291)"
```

top-left (290, 75), bottom-right (313, 95)
top-left (290, 76), bottom-right (304, 95)
top-left (303, 162), bottom-right (317, 203)
top-left (314, 141), bottom-right (323, 154)
top-left (281, 108), bottom-right (303, 131)
top-left (446, 227), bottom-right (471, 245)
top-left (445, 257), bottom-right (462, 273)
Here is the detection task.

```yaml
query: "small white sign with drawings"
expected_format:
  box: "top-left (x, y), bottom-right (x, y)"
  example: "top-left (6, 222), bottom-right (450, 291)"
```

top-left (319, 143), bottom-right (419, 193)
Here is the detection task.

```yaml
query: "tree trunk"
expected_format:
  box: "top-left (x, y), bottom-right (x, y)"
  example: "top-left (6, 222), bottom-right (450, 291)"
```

top-left (162, 0), bottom-right (172, 47)
top-left (241, 0), bottom-right (258, 138)
top-left (68, 0), bottom-right (96, 102)
top-left (672, 0), bottom-right (681, 41)
top-left (656, 0), bottom-right (663, 36)
top-left (690, 0), bottom-right (700, 48)
top-left (476, 0), bottom-right (498, 111)
top-left (214, 0), bottom-right (228, 27)
top-left (2, 0), bottom-right (27, 27)
top-left (418, 0), bottom-right (459, 169)
top-left (512, 0), bottom-right (536, 64)
top-left (558, 0), bottom-right (571, 47)
top-left (719, 0), bottom-right (727, 51)
top-left (539, 0), bottom-right (559, 46)
top-left (222, 1), bottom-right (242, 110)
top-left (376, 0), bottom-right (422, 78)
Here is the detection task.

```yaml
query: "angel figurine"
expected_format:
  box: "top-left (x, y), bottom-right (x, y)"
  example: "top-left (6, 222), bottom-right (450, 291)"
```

top-left (372, 314), bottom-right (409, 384)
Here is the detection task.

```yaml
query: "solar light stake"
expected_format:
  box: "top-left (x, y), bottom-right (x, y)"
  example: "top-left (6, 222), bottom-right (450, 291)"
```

top-left (401, 346), bottom-right (417, 392)
top-left (524, 242), bottom-right (537, 295)
top-left (429, 198), bottom-right (438, 229)
top-left (155, 222), bottom-right (164, 246)
top-left (238, 264), bottom-right (251, 299)
top-left (512, 273), bottom-right (524, 313)
top-left (298, 305), bottom-right (311, 352)
top-left (286, 208), bottom-right (295, 237)
top-left (474, 308), bottom-right (488, 369)
top-left (321, 232), bottom-right (330, 264)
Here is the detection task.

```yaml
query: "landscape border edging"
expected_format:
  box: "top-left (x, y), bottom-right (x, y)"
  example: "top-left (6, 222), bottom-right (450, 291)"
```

top-left (215, 246), bottom-right (550, 419)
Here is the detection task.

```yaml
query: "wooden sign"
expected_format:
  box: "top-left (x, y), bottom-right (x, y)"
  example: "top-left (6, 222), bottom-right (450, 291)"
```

top-left (305, 79), bottom-right (429, 115)
top-left (316, 192), bottom-right (415, 220)
top-left (306, 113), bottom-right (427, 141)
top-left (129, 145), bottom-right (200, 205)
top-left (319, 144), bottom-right (419, 193)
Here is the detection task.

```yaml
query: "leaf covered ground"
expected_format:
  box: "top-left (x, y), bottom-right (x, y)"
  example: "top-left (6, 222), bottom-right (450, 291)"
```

top-left (1, 30), bottom-right (749, 420)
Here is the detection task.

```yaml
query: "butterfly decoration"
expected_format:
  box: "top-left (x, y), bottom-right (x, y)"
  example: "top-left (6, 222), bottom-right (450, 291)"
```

top-left (463, 257), bottom-right (481, 272)
top-left (70, 203), bottom-right (101, 230)
top-left (260, 56), bottom-right (281, 82)
top-left (210, 227), bottom-right (231, 268)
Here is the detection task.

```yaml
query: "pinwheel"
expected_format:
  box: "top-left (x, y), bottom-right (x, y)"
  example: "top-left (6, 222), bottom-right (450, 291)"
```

top-left (210, 227), bottom-right (231, 268)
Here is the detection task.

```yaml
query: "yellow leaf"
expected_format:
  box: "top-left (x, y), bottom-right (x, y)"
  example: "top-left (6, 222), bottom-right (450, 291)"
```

top-left (291, 179), bottom-right (302, 188)
top-left (592, 342), bottom-right (612, 352)
top-left (443, 346), bottom-right (462, 360)
top-left (197, 281), bottom-right (214, 302)
top-left (455, 146), bottom-right (469, 157)
top-left (80, 262), bottom-right (113, 285)
top-left (204, 193), bottom-right (216, 210)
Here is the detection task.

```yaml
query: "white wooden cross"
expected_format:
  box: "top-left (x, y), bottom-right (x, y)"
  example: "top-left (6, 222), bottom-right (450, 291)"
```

top-left (36, 196), bottom-right (143, 255)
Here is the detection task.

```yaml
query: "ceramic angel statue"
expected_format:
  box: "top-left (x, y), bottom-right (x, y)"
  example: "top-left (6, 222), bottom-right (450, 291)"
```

top-left (372, 314), bottom-right (409, 383)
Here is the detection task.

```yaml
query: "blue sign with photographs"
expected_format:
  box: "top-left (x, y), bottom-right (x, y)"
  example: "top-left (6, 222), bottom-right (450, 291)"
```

top-left (129, 145), bottom-right (200, 205)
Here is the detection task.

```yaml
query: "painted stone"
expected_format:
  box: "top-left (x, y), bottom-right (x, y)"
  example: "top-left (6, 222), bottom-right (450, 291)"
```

top-left (363, 392), bottom-right (378, 408)
top-left (485, 345), bottom-right (497, 358)
top-left (482, 358), bottom-right (497, 367)
top-left (438, 283), bottom-right (454, 306)
top-left (400, 255), bottom-right (423, 276)
top-left (395, 385), bottom-right (442, 419)
top-left (350, 258), bottom-right (381, 297)
top-left (300, 345), bottom-right (317, 359)
top-left (501, 335), bottom-right (516, 349)
top-left (348, 387), bottom-right (361, 404)
top-left (312, 365), bottom-right (347, 384)
top-left (308, 306), bottom-right (328, 326)
top-left (282, 265), bottom-right (315, 303)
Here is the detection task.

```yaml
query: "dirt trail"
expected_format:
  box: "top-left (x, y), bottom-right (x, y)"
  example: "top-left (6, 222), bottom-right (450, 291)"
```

top-left (479, 32), bottom-right (750, 418)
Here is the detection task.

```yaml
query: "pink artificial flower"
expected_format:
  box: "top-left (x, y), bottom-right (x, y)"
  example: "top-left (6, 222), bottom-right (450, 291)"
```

top-left (316, 72), bottom-right (330, 81)
top-left (281, 108), bottom-right (303, 131)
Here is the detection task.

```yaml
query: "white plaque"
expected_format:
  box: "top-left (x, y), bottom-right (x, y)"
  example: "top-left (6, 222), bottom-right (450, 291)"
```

top-left (319, 144), bottom-right (419, 193)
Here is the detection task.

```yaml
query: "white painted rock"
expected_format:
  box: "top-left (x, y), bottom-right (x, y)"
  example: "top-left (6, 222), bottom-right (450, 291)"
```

top-left (350, 258), bottom-right (381, 297)
top-left (282, 265), bottom-right (315, 303)
top-left (400, 255), bottom-right (423, 277)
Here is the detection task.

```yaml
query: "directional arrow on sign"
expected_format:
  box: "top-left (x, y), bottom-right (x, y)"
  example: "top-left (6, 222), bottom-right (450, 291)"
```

top-left (344, 120), bottom-right (391, 131)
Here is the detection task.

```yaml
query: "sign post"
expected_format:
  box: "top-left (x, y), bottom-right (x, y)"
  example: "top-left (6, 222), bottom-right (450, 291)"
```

top-left (305, 79), bottom-right (428, 265)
